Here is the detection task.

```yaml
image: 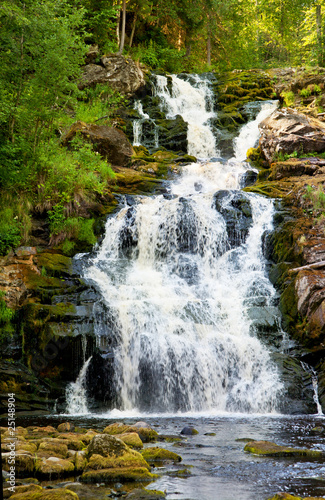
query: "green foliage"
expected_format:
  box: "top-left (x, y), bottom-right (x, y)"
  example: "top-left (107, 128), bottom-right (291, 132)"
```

top-left (303, 185), bottom-right (325, 214)
top-left (0, 292), bottom-right (15, 344)
top-left (281, 91), bottom-right (295, 107)
top-left (131, 41), bottom-right (186, 72)
top-left (35, 137), bottom-right (115, 212)
top-left (300, 87), bottom-right (311, 98)
top-left (0, 208), bottom-right (22, 256)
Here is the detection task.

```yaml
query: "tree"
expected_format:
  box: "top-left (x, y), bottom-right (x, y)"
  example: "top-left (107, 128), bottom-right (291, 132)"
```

top-left (0, 0), bottom-right (86, 186)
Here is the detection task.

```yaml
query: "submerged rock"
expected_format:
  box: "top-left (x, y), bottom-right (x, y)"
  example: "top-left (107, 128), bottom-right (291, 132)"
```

top-left (180, 426), bottom-right (199, 436)
top-left (244, 440), bottom-right (324, 458)
top-left (141, 447), bottom-right (182, 463)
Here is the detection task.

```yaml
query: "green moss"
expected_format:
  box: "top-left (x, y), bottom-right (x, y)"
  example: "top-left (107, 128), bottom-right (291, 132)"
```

top-left (38, 440), bottom-right (68, 458)
top-left (141, 447), bottom-right (182, 463)
top-left (167, 468), bottom-right (192, 477)
top-left (87, 449), bottom-right (150, 470)
top-left (36, 253), bottom-right (72, 277)
top-left (244, 440), bottom-right (324, 458)
top-left (81, 466), bottom-right (158, 483)
top-left (103, 423), bottom-right (131, 435)
top-left (116, 432), bottom-right (144, 449)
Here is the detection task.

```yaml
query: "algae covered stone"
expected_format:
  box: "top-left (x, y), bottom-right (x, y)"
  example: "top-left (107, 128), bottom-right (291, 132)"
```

top-left (10, 488), bottom-right (79, 500)
top-left (141, 447), bottom-right (182, 463)
top-left (244, 440), bottom-right (324, 458)
top-left (81, 466), bottom-right (157, 483)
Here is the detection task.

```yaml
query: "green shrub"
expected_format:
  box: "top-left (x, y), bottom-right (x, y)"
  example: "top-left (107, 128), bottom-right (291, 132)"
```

top-left (0, 208), bottom-right (22, 255)
top-left (281, 91), bottom-right (295, 106)
top-left (0, 292), bottom-right (14, 344)
top-left (300, 87), bottom-right (311, 98)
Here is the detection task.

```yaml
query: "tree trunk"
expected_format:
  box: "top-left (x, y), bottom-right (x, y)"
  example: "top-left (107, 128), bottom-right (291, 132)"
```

top-left (129, 11), bottom-right (137, 48)
top-left (118, 0), bottom-right (126, 55)
top-left (116, 7), bottom-right (120, 48)
top-left (316, 3), bottom-right (323, 66)
top-left (207, 15), bottom-right (211, 66)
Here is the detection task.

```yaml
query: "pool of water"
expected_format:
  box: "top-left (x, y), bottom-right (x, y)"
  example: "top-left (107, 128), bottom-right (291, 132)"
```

top-left (14, 413), bottom-right (325, 500)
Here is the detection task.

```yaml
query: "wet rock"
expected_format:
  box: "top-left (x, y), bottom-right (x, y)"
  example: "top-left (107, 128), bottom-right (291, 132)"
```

top-left (115, 433), bottom-right (143, 449)
top-left (268, 159), bottom-right (320, 181)
top-left (62, 121), bottom-right (134, 167)
top-left (180, 426), bottom-right (199, 436)
top-left (57, 422), bottom-right (75, 433)
top-left (124, 489), bottom-right (166, 499)
top-left (80, 466), bottom-right (157, 483)
top-left (9, 488), bottom-right (79, 499)
top-left (35, 456), bottom-right (75, 477)
top-left (259, 109), bottom-right (325, 163)
top-left (2, 452), bottom-right (35, 475)
top-left (141, 447), bottom-right (182, 463)
top-left (244, 440), bottom-right (324, 457)
top-left (103, 424), bottom-right (158, 443)
top-left (86, 434), bottom-right (149, 470)
top-left (214, 190), bottom-right (253, 247)
top-left (79, 55), bottom-right (145, 95)
top-left (4, 484), bottom-right (42, 498)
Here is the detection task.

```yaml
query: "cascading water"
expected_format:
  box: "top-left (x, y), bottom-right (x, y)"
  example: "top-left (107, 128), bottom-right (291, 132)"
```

top-left (155, 74), bottom-right (218, 158)
top-left (67, 75), bottom-right (284, 415)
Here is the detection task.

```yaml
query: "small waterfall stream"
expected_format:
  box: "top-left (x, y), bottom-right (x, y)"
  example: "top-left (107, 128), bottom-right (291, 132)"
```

top-left (66, 75), bottom-right (285, 415)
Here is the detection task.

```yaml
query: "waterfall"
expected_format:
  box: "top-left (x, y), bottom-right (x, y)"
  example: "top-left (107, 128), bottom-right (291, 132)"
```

top-left (72, 75), bottom-right (285, 415)
top-left (234, 101), bottom-right (278, 161)
top-left (65, 356), bottom-right (92, 414)
top-left (133, 100), bottom-right (150, 146)
top-left (155, 74), bottom-right (218, 158)
top-left (301, 362), bottom-right (324, 416)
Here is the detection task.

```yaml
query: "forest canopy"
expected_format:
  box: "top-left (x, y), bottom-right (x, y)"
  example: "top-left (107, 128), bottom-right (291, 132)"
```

top-left (0, 0), bottom-right (324, 255)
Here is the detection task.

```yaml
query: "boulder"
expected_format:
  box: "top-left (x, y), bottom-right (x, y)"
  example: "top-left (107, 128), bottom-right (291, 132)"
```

top-left (86, 434), bottom-right (149, 469)
top-left (180, 426), bottom-right (199, 436)
top-left (259, 109), bottom-right (325, 163)
top-left (141, 447), bottom-right (182, 463)
top-left (79, 55), bottom-right (145, 95)
top-left (9, 488), bottom-right (79, 500)
top-left (62, 121), bottom-right (134, 167)
top-left (35, 456), bottom-right (75, 477)
top-left (80, 466), bottom-right (157, 483)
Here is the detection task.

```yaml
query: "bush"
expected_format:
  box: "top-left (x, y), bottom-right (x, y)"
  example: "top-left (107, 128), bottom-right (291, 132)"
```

top-left (0, 208), bottom-right (22, 255)
top-left (0, 292), bottom-right (14, 345)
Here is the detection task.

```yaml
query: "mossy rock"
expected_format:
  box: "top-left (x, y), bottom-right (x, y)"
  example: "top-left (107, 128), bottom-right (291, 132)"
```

top-left (5, 484), bottom-right (42, 497)
top-left (36, 253), bottom-right (73, 278)
top-left (10, 488), bottom-right (79, 500)
top-left (74, 451), bottom-right (88, 472)
top-left (80, 466), bottom-right (158, 483)
top-left (125, 489), bottom-right (166, 499)
top-left (116, 432), bottom-right (144, 449)
top-left (87, 450), bottom-right (150, 471)
top-left (141, 447), bottom-right (182, 463)
top-left (2, 452), bottom-right (35, 475)
top-left (244, 440), bottom-right (324, 458)
top-left (87, 434), bottom-right (150, 471)
top-left (103, 423), bottom-right (131, 435)
top-left (38, 440), bottom-right (68, 458)
top-left (35, 456), bottom-right (75, 477)
top-left (57, 433), bottom-right (86, 451)
top-left (167, 468), bottom-right (192, 478)
top-left (57, 422), bottom-right (74, 433)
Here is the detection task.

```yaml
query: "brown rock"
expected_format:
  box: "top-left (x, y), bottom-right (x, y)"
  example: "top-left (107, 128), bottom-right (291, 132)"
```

top-left (259, 109), bottom-right (325, 162)
top-left (62, 121), bottom-right (134, 167)
top-left (79, 55), bottom-right (145, 95)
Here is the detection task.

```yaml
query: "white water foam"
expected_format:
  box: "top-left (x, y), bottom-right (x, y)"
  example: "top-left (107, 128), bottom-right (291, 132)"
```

top-left (71, 76), bottom-right (284, 415)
